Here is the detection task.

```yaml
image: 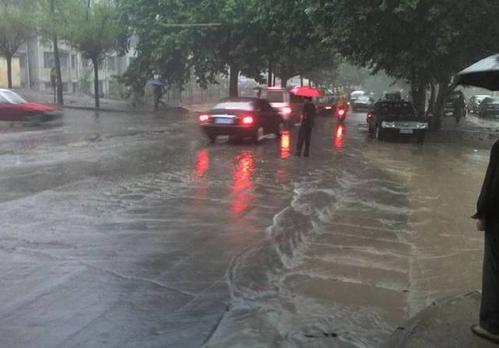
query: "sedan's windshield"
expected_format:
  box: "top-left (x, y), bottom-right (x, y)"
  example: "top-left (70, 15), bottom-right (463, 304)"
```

top-left (0, 90), bottom-right (27, 104)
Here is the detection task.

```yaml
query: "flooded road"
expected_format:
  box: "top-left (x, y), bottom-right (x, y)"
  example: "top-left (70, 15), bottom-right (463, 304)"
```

top-left (0, 109), bottom-right (491, 347)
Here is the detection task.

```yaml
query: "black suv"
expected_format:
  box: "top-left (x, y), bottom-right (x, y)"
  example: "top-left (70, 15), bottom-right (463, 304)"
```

top-left (367, 101), bottom-right (428, 143)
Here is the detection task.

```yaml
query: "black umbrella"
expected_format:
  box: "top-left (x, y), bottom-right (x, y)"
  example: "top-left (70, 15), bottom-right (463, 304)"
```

top-left (455, 54), bottom-right (499, 91)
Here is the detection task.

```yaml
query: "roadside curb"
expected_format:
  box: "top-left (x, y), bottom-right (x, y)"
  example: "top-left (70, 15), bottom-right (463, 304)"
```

top-left (382, 291), bottom-right (498, 348)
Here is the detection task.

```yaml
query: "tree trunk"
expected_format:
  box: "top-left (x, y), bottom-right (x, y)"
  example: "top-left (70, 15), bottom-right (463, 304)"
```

top-left (427, 81), bottom-right (436, 116)
top-left (410, 81), bottom-right (427, 115)
top-left (6, 55), bottom-right (12, 88)
top-left (300, 75), bottom-right (304, 87)
top-left (281, 76), bottom-right (289, 88)
top-left (433, 79), bottom-right (451, 130)
top-left (53, 33), bottom-right (64, 105)
top-left (51, 0), bottom-right (63, 104)
top-left (92, 58), bottom-right (100, 108)
top-left (267, 61), bottom-right (272, 87)
top-left (229, 65), bottom-right (239, 97)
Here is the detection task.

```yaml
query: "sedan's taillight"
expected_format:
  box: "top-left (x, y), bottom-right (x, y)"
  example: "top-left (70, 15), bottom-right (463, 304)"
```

top-left (242, 115), bottom-right (254, 125)
top-left (199, 114), bottom-right (210, 122)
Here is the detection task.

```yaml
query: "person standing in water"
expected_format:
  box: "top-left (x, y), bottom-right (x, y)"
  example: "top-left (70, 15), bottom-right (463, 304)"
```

top-left (295, 97), bottom-right (316, 157)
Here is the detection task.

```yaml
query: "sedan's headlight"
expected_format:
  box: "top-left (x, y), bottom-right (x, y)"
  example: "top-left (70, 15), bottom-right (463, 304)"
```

top-left (416, 122), bottom-right (428, 129)
top-left (382, 121), bottom-right (396, 128)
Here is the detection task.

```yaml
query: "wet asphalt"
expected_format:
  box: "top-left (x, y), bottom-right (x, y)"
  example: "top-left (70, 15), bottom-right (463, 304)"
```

top-left (0, 109), bottom-right (492, 347)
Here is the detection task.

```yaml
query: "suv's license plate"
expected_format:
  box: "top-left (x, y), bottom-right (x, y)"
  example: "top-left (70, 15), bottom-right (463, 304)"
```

top-left (215, 118), bottom-right (234, 125)
top-left (400, 129), bottom-right (414, 134)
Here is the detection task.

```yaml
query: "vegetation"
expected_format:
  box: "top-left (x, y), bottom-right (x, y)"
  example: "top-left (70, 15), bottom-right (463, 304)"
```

top-left (307, 0), bottom-right (499, 123)
top-left (67, 1), bottom-right (127, 108)
top-left (0, 0), bottom-right (35, 88)
top-left (2, 0), bottom-right (499, 118)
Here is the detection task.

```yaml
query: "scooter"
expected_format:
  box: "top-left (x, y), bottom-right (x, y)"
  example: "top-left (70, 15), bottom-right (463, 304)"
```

top-left (336, 107), bottom-right (347, 122)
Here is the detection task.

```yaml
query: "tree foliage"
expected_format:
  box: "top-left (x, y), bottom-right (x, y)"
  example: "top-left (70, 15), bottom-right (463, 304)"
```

top-left (307, 0), bottom-right (499, 115)
top-left (117, 0), bottom-right (337, 97)
top-left (68, 1), bottom-right (127, 108)
top-left (0, 0), bottom-right (35, 88)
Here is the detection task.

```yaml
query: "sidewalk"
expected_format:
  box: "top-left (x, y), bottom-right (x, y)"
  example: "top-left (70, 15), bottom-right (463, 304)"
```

top-left (384, 291), bottom-right (498, 348)
top-left (17, 89), bottom-right (207, 114)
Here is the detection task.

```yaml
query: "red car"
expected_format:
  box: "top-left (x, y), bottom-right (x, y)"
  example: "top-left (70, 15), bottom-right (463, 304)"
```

top-left (0, 89), bottom-right (62, 125)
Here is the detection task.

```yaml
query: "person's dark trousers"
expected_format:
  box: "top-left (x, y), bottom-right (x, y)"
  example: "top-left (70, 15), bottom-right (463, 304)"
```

top-left (296, 125), bottom-right (312, 156)
top-left (480, 219), bottom-right (499, 334)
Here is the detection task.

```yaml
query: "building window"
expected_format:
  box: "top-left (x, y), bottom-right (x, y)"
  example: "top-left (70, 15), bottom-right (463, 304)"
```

top-left (108, 57), bottom-right (116, 71)
top-left (44, 52), bottom-right (69, 68)
top-left (72, 82), bottom-right (78, 93)
top-left (60, 53), bottom-right (69, 68)
top-left (44, 52), bottom-right (54, 68)
top-left (71, 55), bottom-right (77, 69)
top-left (19, 54), bottom-right (26, 68)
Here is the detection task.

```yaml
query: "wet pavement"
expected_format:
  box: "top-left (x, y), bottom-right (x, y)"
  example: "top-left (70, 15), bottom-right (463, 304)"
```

top-left (0, 108), bottom-right (493, 347)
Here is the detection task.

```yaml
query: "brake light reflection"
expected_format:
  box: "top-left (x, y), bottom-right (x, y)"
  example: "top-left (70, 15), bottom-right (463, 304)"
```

top-left (231, 151), bottom-right (255, 213)
top-left (280, 131), bottom-right (291, 159)
top-left (194, 149), bottom-right (210, 178)
top-left (335, 124), bottom-right (345, 150)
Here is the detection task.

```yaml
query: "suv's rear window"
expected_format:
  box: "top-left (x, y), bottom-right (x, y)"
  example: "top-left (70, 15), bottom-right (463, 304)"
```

top-left (265, 91), bottom-right (284, 103)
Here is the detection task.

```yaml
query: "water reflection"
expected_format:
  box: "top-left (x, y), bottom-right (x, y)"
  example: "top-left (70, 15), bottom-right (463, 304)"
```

top-left (334, 124), bottom-right (346, 151)
top-left (231, 151), bottom-right (255, 213)
top-left (194, 149), bottom-right (210, 178)
top-left (280, 130), bottom-right (291, 159)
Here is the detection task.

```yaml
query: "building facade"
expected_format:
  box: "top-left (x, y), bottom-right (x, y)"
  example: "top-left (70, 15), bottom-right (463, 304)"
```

top-left (0, 57), bottom-right (21, 88)
top-left (17, 37), bottom-right (131, 97)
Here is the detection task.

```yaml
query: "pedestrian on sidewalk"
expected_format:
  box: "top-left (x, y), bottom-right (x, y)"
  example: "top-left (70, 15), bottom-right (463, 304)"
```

top-left (295, 97), bottom-right (316, 157)
top-left (472, 138), bottom-right (499, 344)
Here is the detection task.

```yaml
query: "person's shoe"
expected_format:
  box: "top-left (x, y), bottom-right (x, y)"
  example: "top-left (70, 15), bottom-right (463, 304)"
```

top-left (471, 324), bottom-right (499, 344)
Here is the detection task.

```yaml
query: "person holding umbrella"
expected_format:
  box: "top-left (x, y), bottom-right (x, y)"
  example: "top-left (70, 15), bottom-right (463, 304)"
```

top-left (456, 53), bottom-right (499, 344)
top-left (290, 86), bottom-right (323, 157)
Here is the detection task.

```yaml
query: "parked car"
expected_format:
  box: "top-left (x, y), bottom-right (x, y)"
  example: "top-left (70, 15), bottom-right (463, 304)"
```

top-left (351, 95), bottom-right (374, 112)
top-left (198, 97), bottom-right (282, 143)
top-left (0, 89), bottom-right (62, 125)
top-left (350, 90), bottom-right (366, 103)
top-left (469, 94), bottom-right (491, 114)
top-left (258, 87), bottom-right (305, 124)
top-left (478, 97), bottom-right (499, 119)
top-left (367, 100), bottom-right (428, 142)
top-left (316, 95), bottom-right (339, 116)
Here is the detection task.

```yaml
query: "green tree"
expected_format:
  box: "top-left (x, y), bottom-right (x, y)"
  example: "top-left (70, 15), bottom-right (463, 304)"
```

top-left (68, 1), bottom-right (127, 108)
top-left (308, 0), bottom-right (499, 120)
top-left (37, 0), bottom-right (79, 104)
top-left (0, 0), bottom-right (35, 88)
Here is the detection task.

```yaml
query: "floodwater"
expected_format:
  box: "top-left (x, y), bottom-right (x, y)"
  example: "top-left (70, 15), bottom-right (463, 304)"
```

top-left (0, 108), bottom-right (491, 347)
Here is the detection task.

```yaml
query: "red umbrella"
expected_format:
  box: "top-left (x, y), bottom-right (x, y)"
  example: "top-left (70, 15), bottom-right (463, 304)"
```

top-left (289, 86), bottom-right (325, 97)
